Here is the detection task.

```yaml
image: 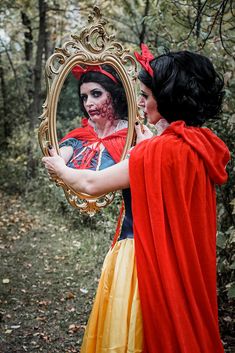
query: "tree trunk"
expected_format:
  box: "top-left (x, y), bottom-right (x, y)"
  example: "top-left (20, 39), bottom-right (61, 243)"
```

top-left (32, 0), bottom-right (47, 129)
top-left (21, 10), bottom-right (34, 121)
top-left (26, 0), bottom-right (47, 178)
top-left (139, 0), bottom-right (150, 45)
top-left (0, 53), bottom-right (11, 145)
top-left (21, 11), bottom-right (33, 61)
top-left (195, 0), bottom-right (202, 39)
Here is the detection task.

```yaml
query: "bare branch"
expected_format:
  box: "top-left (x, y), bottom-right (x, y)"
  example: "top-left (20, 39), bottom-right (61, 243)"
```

top-left (180, 0), bottom-right (209, 41)
top-left (219, 0), bottom-right (234, 57)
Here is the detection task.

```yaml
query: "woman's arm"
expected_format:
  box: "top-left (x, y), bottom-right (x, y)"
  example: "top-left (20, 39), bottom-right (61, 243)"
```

top-left (59, 145), bottom-right (73, 163)
top-left (42, 147), bottom-right (130, 196)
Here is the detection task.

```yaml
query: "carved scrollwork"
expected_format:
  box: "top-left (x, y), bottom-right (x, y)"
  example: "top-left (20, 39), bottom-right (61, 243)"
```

top-left (65, 192), bottom-right (115, 217)
top-left (38, 6), bottom-right (137, 214)
top-left (43, 7), bottom-right (137, 81)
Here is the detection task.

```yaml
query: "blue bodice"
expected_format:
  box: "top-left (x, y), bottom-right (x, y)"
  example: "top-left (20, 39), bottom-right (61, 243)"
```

top-left (118, 188), bottom-right (134, 240)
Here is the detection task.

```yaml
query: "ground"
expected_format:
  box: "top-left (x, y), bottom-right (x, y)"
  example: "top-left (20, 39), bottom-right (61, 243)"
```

top-left (0, 191), bottom-right (234, 353)
top-left (0, 191), bottom-right (112, 353)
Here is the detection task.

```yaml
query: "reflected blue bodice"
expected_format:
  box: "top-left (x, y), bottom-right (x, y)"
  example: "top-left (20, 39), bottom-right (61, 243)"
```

top-left (59, 138), bottom-right (115, 170)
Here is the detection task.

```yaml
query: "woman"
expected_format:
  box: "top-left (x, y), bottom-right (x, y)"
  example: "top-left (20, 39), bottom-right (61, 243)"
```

top-left (59, 64), bottom-right (128, 170)
top-left (43, 47), bottom-right (230, 353)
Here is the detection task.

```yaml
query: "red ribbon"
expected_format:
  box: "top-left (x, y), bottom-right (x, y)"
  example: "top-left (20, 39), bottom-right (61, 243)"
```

top-left (134, 43), bottom-right (154, 77)
top-left (72, 65), bottom-right (118, 83)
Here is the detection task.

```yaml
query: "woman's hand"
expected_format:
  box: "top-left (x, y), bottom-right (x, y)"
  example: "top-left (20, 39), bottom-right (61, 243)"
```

top-left (135, 122), bottom-right (153, 144)
top-left (42, 147), bottom-right (67, 179)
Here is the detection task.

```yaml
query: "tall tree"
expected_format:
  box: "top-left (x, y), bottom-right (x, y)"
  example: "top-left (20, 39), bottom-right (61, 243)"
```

top-left (0, 53), bottom-right (10, 144)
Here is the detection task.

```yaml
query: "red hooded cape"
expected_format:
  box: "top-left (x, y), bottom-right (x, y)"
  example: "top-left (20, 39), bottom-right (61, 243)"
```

top-left (129, 121), bottom-right (230, 353)
top-left (60, 118), bottom-right (128, 163)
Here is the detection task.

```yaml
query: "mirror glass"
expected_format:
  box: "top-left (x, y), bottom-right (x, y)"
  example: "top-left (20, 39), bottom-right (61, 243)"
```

top-left (57, 65), bottom-right (128, 171)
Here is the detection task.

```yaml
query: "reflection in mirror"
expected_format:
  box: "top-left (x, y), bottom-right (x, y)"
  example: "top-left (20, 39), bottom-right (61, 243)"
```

top-left (38, 5), bottom-right (137, 213)
top-left (57, 64), bottom-right (128, 171)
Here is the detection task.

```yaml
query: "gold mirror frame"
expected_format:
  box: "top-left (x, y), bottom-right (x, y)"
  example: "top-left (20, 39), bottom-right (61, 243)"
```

top-left (38, 6), bottom-right (137, 215)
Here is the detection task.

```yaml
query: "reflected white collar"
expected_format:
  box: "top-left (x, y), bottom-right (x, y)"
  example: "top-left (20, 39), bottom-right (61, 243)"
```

top-left (155, 118), bottom-right (170, 136)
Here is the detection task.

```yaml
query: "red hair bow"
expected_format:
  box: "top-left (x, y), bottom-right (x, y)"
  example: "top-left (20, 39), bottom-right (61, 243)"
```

top-left (134, 43), bottom-right (154, 77)
top-left (71, 65), bottom-right (118, 83)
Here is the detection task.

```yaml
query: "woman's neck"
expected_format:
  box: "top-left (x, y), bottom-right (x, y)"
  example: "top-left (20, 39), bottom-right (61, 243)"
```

top-left (89, 118), bottom-right (120, 138)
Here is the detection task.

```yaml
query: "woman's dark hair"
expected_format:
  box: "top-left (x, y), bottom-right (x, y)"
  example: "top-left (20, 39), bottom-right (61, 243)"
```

top-left (138, 51), bottom-right (224, 126)
top-left (77, 64), bottom-right (128, 120)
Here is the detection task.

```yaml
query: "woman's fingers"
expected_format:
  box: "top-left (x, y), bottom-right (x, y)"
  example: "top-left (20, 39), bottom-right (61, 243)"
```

top-left (44, 161), bottom-right (59, 181)
top-left (48, 171), bottom-right (57, 179)
top-left (48, 146), bottom-right (58, 157)
top-left (42, 147), bottom-right (62, 181)
top-left (135, 122), bottom-right (153, 144)
top-left (135, 121), bottom-right (144, 133)
top-left (42, 151), bottom-right (66, 180)
top-left (42, 157), bottom-right (53, 170)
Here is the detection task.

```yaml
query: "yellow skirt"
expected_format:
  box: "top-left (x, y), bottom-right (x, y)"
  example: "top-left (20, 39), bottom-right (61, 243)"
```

top-left (80, 238), bottom-right (143, 353)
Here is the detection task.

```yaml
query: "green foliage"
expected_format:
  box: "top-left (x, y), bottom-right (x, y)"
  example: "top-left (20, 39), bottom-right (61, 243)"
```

top-left (217, 228), bottom-right (235, 295)
top-left (0, 124), bottom-right (33, 193)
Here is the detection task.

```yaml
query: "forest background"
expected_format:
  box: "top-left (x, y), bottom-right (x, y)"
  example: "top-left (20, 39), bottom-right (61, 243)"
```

top-left (0, 1), bottom-right (234, 352)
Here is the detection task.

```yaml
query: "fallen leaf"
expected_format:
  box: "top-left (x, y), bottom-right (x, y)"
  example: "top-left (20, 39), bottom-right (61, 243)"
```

top-left (66, 292), bottom-right (75, 300)
top-left (2, 278), bottom-right (10, 284)
top-left (38, 300), bottom-right (51, 306)
top-left (72, 241), bottom-right (81, 249)
top-left (80, 288), bottom-right (88, 294)
top-left (36, 316), bottom-right (47, 322)
top-left (223, 316), bottom-right (232, 322)
top-left (68, 324), bottom-right (81, 334)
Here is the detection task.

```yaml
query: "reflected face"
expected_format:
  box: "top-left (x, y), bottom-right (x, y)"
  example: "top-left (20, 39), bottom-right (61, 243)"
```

top-left (138, 82), bottom-right (162, 125)
top-left (80, 82), bottom-right (115, 122)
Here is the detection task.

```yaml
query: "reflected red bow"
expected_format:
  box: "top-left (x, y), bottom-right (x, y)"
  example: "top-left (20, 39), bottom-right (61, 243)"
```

top-left (134, 43), bottom-right (154, 77)
top-left (72, 65), bottom-right (118, 83)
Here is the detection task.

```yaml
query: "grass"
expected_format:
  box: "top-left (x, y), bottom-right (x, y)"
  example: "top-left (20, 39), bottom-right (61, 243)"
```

top-left (0, 190), bottom-right (115, 353)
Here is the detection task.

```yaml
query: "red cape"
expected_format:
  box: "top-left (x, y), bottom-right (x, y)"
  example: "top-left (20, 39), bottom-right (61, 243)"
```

top-left (129, 121), bottom-right (230, 353)
top-left (60, 118), bottom-right (128, 163)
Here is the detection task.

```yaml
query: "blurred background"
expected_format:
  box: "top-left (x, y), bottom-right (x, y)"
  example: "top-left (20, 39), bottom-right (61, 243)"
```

top-left (0, 1), bottom-right (234, 352)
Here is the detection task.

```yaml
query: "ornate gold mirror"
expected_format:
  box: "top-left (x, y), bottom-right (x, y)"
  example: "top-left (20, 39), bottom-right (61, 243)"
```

top-left (38, 6), bottom-right (137, 215)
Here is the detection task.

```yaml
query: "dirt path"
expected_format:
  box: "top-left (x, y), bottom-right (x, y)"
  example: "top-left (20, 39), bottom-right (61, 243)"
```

top-left (0, 191), bottom-right (111, 353)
